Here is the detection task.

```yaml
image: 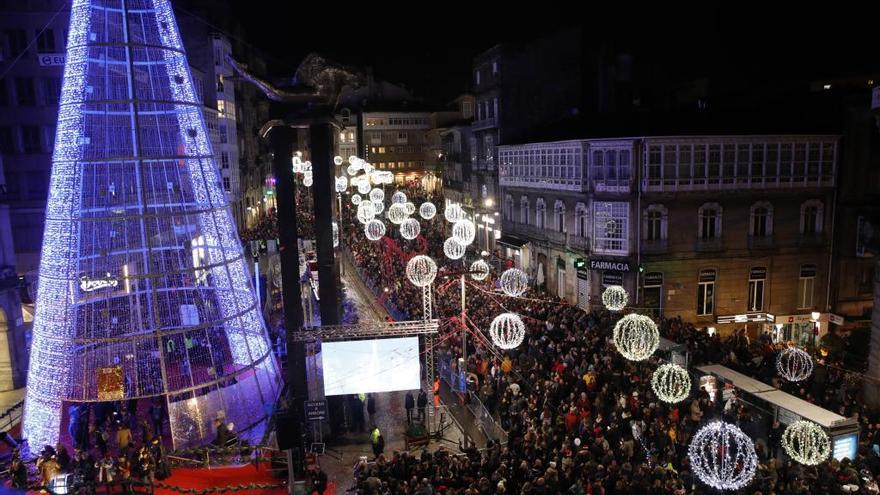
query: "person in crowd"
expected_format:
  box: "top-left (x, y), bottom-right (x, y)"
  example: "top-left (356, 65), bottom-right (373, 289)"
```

top-left (405, 390), bottom-right (415, 424)
top-left (417, 390), bottom-right (428, 423)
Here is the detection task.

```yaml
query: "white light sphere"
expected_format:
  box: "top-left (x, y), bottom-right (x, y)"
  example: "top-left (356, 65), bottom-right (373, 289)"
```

top-left (500, 268), bottom-right (529, 297)
top-left (443, 237), bottom-right (466, 260)
top-left (400, 218), bottom-right (421, 240)
top-left (452, 219), bottom-right (476, 245)
top-left (419, 202), bottom-right (437, 220)
top-left (369, 188), bottom-right (385, 203)
top-left (292, 157), bottom-right (303, 174)
top-left (356, 179), bottom-right (371, 195)
top-left (351, 194), bottom-right (362, 205)
top-left (688, 421), bottom-right (757, 491)
top-left (404, 202), bottom-right (416, 216)
top-left (391, 191), bottom-right (407, 204)
top-left (601, 285), bottom-right (628, 311)
top-left (612, 314), bottom-right (659, 361)
top-left (651, 363), bottom-right (691, 403)
top-left (303, 174), bottom-right (313, 187)
top-left (302, 161), bottom-right (312, 173)
top-left (406, 255), bottom-right (437, 288)
top-left (346, 165), bottom-right (359, 176)
top-left (348, 155), bottom-right (359, 164)
top-left (335, 176), bottom-right (348, 193)
top-left (356, 201), bottom-right (376, 224)
top-left (333, 156), bottom-right (343, 166)
top-left (363, 163), bottom-right (375, 174)
top-left (489, 313), bottom-right (526, 350)
top-left (387, 203), bottom-right (409, 225)
top-left (350, 157), bottom-right (364, 169)
top-left (776, 347), bottom-right (814, 382)
top-left (332, 222), bottom-right (339, 248)
top-left (781, 420), bottom-right (831, 466)
top-left (372, 200), bottom-right (385, 214)
top-left (444, 203), bottom-right (465, 223)
top-left (470, 260), bottom-right (490, 281)
top-left (364, 219), bottom-right (386, 241)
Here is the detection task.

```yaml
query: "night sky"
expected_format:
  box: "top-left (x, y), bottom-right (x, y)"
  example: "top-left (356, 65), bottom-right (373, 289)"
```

top-left (217, 4), bottom-right (879, 106)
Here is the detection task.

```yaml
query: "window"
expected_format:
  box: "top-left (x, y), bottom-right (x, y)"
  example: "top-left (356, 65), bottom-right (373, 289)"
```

top-left (575, 203), bottom-right (588, 237)
top-left (747, 267), bottom-right (766, 311)
top-left (397, 132), bottom-right (408, 143)
top-left (222, 177), bottom-right (231, 191)
top-left (749, 201), bottom-right (773, 237)
top-left (520, 196), bottom-right (529, 224)
top-left (5, 30), bottom-right (27, 57)
top-left (36, 29), bottom-right (55, 53)
top-left (492, 61), bottom-right (498, 75)
top-left (800, 200), bottom-right (823, 235)
top-left (0, 127), bottom-right (14, 153)
top-left (554, 200), bottom-right (566, 233)
top-left (535, 198), bottom-right (546, 229)
top-left (475, 70), bottom-right (481, 85)
top-left (220, 152), bottom-right (230, 169)
top-left (697, 269), bottom-right (716, 316)
top-left (0, 78), bottom-right (7, 106)
top-left (593, 201), bottom-right (629, 255)
top-left (21, 126), bottom-right (41, 153)
top-left (42, 77), bottom-right (61, 105)
top-left (798, 264), bottom-right (816, 309)
top-left (15, 78), bottom-right (35, 106)
top-left (698, 202), bottom-right (722, 240)
top-left (218, 123), bottom-right (228, 144)
top-left (504, 195), bottom-right (513, 221)
top-left (644, 205), bottom-right (667, 241)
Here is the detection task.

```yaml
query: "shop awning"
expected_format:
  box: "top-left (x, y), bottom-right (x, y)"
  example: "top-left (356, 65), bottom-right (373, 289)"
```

top-left (496, 234), bottom-right (529, 248)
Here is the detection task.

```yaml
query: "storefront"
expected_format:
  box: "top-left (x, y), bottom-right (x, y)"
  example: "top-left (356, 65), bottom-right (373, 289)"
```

top-left (772, 312), bottom-right (844, 348)
top-left (642, 272), bottom-right (663, 315)
top-left (588, 258), bottom-right (633, 303)
top-left (496, 235), bottom-right (530, 271)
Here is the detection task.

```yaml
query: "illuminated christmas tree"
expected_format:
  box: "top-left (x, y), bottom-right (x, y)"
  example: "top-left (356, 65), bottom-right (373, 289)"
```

top-left (24, 0), bottom-right (281, 449)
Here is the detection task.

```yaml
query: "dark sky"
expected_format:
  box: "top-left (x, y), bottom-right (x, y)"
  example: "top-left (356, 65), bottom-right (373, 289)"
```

top-left (210, 4), bottom-right (879, 105)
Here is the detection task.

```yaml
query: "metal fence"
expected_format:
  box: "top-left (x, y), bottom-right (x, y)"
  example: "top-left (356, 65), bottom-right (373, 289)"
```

top-left (437, 356), bottom-right (508, 445)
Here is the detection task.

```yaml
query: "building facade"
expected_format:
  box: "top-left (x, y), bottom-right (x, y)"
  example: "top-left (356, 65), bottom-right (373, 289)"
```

top-left (362, 111), bottom-right (432, 184)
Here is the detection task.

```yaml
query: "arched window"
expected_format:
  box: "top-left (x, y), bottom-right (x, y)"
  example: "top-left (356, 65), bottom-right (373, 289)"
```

top-left (643, 204), bottom-right (668, 241)
top-left (520, 196), bottom-right (530, 225)
top-left (503, 194), bottom-right (514, 221)
top-left (800, 200), bottom-right (824, 235)
top-left (698, 202), bottom-right (722, 240)
top-left (575, 202), bottom-right (588, 237)
top-left (554, 200), bottom-right (566, 233)
top-left (536, 198), bottom-right (546, 229)
top-left (749, 201), bottom-right (774, 237)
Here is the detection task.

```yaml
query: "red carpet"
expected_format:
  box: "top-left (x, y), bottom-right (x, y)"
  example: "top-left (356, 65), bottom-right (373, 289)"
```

top-left (155, 464), bottom-right (336, 495)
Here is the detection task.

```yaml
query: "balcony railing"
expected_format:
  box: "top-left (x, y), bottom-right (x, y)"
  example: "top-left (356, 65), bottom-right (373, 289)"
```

top-left (502, 220), bottom-right (590, 251)
top-left (642, 175), bottom-right (835, 193)
top-left (695, 237), bottom-right (723, 253)
top-left (641, 238), bottom-right (668, 254)
top-left (472, 117), bottom-right (498, 131)
top-left (747, 235), bottom-right (774, 250)
top-left (499, 176), bottom-right (583, 192)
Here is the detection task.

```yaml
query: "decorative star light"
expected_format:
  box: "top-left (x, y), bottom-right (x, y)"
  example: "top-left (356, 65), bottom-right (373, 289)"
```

top-left (444, 203), bottom-right (464, 223)
top-left (651, 363), bottom-right (691, 403)
top-left (776, 346), bottom-right (813, 382)
top-left (612, 314), bottom-right (659, 361)
top-left (470, 260), bottom-right (490, 281)
top-left (452, 219), bottom-right (476, 246)
top-left (391, 191), bottom-right (407, 204)
top-left (387, 203), bottom-right (409, 225)
top-left (688, 421), bottom-right (757, 491)
top-left (500, 268), bottom-right (528, 297)
top-left (781, 420), bottom-right (831, 466)
top-left (601, 285), bottom-right (628, 311)
top-left (489, 313), bottom-right (526, 349)
top-left (443, 237), bottom-right (466, 260)
top-left (419, 202), bottom-right (437, 220)
top-left (369, 188), bottom-right (384, 203)
top-left (400, 218), bottom-right (420, 240)
top-left (364, 219), bottom-right (386, 241)
top-left (406, 255), bottom-right (437, 288)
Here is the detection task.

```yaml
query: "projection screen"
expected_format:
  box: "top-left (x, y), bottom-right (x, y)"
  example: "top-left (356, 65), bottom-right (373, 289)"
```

top-left (321, 337), bottom-right (421, 396)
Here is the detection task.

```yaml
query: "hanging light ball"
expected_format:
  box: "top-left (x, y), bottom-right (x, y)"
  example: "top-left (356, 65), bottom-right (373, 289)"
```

top-left (651, 363), bottom-right (691, 403)
top-left (781, 420), bottom-right (831, 466)
top-left (489, 313), bottom-right (526, 350)
top-left (612, 314), bottom-right (659, 361)
top-left (400, 218), bottom-right (421, 240)
top-left (776, 347), bottom-right (814, 382)
top-left (333, 156), bottom-right (344, 166)
top-left (292, 157), bottom-right (303, 174)
top-left (443, 237), bottom-right (466, 260)
top-left (351, 194), bottom-right (362, 205)
top-left (302, 161), bottom-right (312, 173)
top-left (445, 203), bottom-right (465, 222)
top-left (470, 260), bottom-right (490, 281)
top-left (404, 202), bottom-right (416, 216)
top-left (350, 157), bottom-right (364, 169)
top-left (406, 255), bottom-right (437, 288)
top-left (356, 201), bottom-right (376, 224)
top-left (372, 200), bottom-right (385, 214)
top-left (332, 222), bottom-right (339, 248)
top-left (335, 176), bottom-right (348, 193)
top-left (346, 165), bottom-right (359, 176)
top-left (363, 163), bottom-right (375, 174)
top-left (452, 219), bottom-right (476, 245)
top-left (356, 179), bottom-right (371, 195)
top-left (369, 188), bottom-right (385, 203)
top-left (348, 155), bottom-right (359, 164)
top-left (500, 268), bottom-right (529, 297)
top-left (387, 203), bottom-right (409, 225)
top-left (303, 174), bottom-right (313, 187)
top-left (419, 202), bottom-right (437, 220)
top-left (364, 219), bottom-right (386, 241)
top-left (688, 421), bottom-right (758, 491)
top-left (391, 191), bottom-right (408, 204)
top-left (601, 285), bottom-right (628, 311)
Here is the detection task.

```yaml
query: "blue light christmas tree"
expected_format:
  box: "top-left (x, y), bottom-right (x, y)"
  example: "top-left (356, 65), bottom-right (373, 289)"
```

top-left (24, 0), bottom-right (281, 449)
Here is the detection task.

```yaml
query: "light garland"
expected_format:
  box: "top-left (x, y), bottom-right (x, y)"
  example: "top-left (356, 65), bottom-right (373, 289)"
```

top-left (334, 176), bottom-right (348, 192)
top-left (776, 346), bottom-right (813, 382)
top-left (419, 202), bottom-right (436, 220)
top-left (612, 314), bottom-right (659, 361)
top-left (406, 255), bottom-right (437, 288)
top-left (364, 219), bottom-right (385, 241)
top-left (404, 202), bottom-right (416, 216)
top-left (369, 188), bottom-right (384, 203)
top-left (400, 218), bottom-right (420, 240)
top-left (387, 203), bottom-right (409, 225)
top-left (332, 222), bottom-right (339, 248)
top-left (391, 191), bottom-right (407, 204)
top-left (452, 219), bottom-right (476, 245)
top-left (601, 285), bottom-right (628, 311)
top-left (333, 156), bottom-right (343, 166)
top-left (444, 203), bottom-right (464, 222)
top-left (356, 201), bottom-right (376, 224)
top-left (651, 363), bottom-right (691, 403)
top-left (781, 420), bottom-right (831, 466)
top-left (470, 260), bottom-right (490, 281)
top-left (688, 421), bottom-right (757, 491)
top-left (351, 194), bottom-right (362, 205)
top-left (500, 268), bottom-right (528, 297)
top-left (489, 313), bottom-right (526, 349)
top-left (443, 237), bottom-right (466, 260)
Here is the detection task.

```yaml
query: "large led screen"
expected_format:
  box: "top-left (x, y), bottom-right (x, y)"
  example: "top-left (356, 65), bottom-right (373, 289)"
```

top-left (322, 337), bottom-right (421, 396)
